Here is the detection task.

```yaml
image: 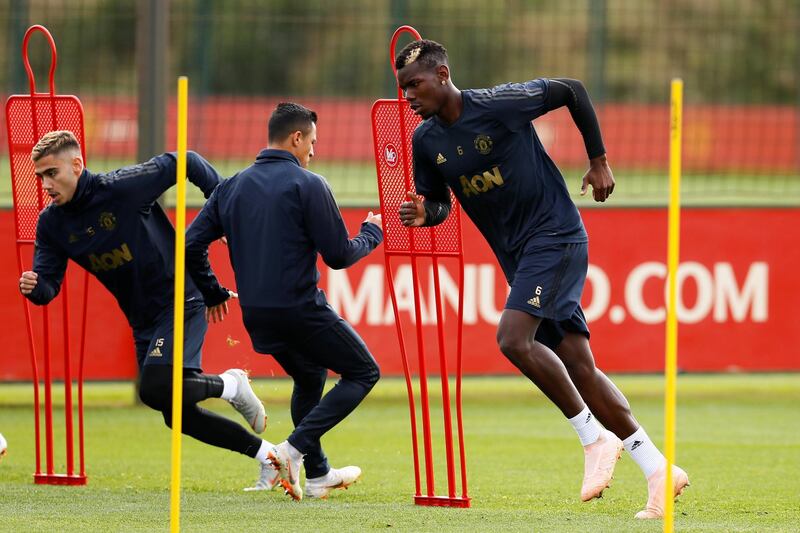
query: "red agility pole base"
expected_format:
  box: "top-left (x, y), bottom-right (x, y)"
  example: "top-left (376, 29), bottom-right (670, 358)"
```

top-left (5, 25), bottom-right (88, 486)
top-left (414, 495), bottom-right (471, 508)
top-left (33, 473), bottom-right (87, 486)
top-left (372, 26), bottom-right (469, 508)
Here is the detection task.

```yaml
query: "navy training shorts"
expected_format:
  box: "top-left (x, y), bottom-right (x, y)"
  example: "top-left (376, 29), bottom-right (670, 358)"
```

top-left (133, 301), bottom-right (207, 370)
top-left (505, 241), bottom-right (591, 349)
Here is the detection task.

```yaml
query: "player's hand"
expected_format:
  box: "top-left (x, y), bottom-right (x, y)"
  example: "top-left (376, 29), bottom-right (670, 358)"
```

top-left (220, 236), bottom-right (228, 246)
top-left (364, 211), bottom-right (382, 230)
top-left (206, 290), bottom-right (238, 324)
top-left (581, 154), bottom-right (615, 202)
top-left (399, 192), bottom-right (426, 227)
top-left (19, 271), bottom-right (38, 295)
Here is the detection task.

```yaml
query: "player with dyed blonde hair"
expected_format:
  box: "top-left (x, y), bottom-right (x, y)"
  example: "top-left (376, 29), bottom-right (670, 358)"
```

top-left (19, 130), bottom-right (277, 486)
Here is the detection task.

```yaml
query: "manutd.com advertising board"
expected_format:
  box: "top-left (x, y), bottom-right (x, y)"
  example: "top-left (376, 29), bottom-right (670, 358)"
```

top-left (322, 208), bottom-right (791, 374)
top-left (0, 208), bottom-right (796, 380)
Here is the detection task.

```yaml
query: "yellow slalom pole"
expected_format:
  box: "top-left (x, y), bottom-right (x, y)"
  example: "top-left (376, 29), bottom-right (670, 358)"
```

top-left (664, 78), bottom-right (683, 533)
top-left (170, 75), bottom-right (189, 533)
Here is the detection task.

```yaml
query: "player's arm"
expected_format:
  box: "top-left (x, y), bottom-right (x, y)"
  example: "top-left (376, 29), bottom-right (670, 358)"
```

top-left (400, 134), bottom-right (451, 227)
top-left (185, 151), bottom-right (223, 197)
top-left (185, 189), bottom-right (235, 318)
top-left (545, 78), bottom-right (614, 202)
top-left (303, 177), bottom-right (383, 270)
top-left (101, 151), bottom-right (222, 206)
top-left (21, 220), bottom-right (68, 305)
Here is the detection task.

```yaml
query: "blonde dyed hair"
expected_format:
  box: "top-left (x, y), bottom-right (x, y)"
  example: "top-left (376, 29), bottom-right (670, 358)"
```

top-left (394, 39), bottom-right (449, 72)
top-left (31, 130), bottom-right (80, 162)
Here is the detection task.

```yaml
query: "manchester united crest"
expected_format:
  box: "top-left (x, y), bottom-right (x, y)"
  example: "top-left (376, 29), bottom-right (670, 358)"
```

top-left (474, 134), bottom-right (493, 155)
top-left (99, 211), bottom-right (117, 231)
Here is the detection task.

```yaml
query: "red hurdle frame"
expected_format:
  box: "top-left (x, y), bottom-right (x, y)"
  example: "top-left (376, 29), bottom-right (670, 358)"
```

top-left (5, 25), bottom-right (89, 485)
top-left (371, 26), bottom-right (469, 507)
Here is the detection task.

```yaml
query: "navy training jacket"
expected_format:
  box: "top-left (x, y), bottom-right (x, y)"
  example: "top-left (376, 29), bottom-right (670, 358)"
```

top-left (185, 149), bottom-right (383, 309)
top-left (26, 152), bottom-right (221, 329)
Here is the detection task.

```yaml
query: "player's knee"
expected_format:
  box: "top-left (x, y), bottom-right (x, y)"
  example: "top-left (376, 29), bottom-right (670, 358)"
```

top-left (362, 359), bottom-right (380, 390)
top-left (496, 334), bottom-right (530, 362)
top-left (138, 377), bottom-right (169, 412)
top-left (138, 364), bottom-right (174, 412)
top-left (355, 351), bottom-right (381, 387)
top-left (344, 356), bottom-right (380, 392)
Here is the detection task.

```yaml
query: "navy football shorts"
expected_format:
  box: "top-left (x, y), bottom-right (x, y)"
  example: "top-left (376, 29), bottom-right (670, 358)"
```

top-left (134, 302), bottom-right (207, 370)
top-left (505, 241), bottom-right (591, 350)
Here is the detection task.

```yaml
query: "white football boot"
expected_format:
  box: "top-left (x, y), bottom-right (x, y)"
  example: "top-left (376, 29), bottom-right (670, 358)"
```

top-left (223, 369), bottom-right (267, 433)
top-left (305, 466), bottom-right (362, 499)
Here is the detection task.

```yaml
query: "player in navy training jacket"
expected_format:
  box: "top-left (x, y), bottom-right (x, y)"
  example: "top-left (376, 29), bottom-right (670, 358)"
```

top-left (18, 130), bottom-right (275, 480)
top-left (186, 103), bottom-right (383, 500)
top-left (395, 40), bottom-right (689, 519)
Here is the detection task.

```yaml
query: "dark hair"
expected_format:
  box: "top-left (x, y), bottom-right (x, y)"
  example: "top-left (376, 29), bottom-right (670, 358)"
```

top-left (394, 39), bottom-right (448, 72)
top-left (268, 102), bottom-right (318, 143)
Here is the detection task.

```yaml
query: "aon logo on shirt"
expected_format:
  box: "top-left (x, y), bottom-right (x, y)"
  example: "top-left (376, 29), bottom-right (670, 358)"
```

top-left (459, 166), bottom-right (504, 197)
top-left (89, 243), bottom-right (133, 272)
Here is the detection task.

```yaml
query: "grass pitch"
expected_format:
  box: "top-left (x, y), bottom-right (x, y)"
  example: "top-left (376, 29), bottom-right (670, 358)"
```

top-left (0, 374), bottom-right (798, 532)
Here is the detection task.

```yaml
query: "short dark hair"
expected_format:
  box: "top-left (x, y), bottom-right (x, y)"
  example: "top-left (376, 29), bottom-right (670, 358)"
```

top-left (268, 102), bottom-right (318, 143)
top-left (394, 39), bottom-right (448, 72)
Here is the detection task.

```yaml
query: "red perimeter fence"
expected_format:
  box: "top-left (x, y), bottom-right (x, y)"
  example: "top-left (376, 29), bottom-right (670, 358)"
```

top-left (1, 97), bottom-right (797, 172)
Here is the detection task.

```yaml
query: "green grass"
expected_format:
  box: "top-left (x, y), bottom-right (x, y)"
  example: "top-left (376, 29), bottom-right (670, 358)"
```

top-left (1, 374), bottom-right (798, 532)
top-left (2, 156), bottom-right (798, 207)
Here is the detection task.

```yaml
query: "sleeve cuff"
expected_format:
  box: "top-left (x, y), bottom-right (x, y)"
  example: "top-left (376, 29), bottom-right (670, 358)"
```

top-left (203, 285), bottom-right (231, 308)
top-left (361, 222), bottom-right (384, 243)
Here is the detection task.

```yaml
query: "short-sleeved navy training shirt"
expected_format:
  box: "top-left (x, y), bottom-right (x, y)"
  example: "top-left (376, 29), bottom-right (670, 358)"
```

top-left (412, 78), bottom-right (587, 282)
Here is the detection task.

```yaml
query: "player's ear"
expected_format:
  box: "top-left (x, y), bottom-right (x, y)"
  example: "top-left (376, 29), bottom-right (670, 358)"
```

top-left (291, 130), bottom-right (302, 147)
top-left (71, 151), bottom-right (84, 176)
top-left (436, 64), bottom-right (450, 85)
